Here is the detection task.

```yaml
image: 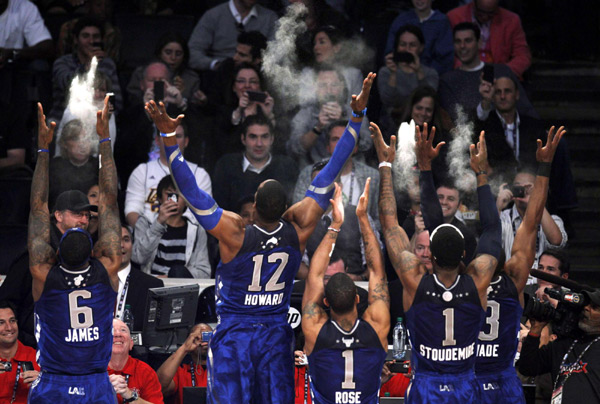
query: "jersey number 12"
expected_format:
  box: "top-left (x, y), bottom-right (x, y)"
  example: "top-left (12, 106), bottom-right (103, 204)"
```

top-left (248, 252), bottom-right (288, 292)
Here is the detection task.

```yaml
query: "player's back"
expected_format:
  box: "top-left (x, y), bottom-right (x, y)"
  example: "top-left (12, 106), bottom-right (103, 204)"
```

top-left (308, 319), bottom-right (387, 404)
top-left (215, 220), bottom-right (302, 318)
top-left (35, 258), bottom-right (116, 374)
top-left (405, 273), bottom-right (485, 374)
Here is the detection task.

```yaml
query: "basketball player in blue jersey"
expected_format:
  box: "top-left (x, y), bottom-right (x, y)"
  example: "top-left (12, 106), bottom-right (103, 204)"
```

top-left (28, 99), bottom-right (121, 403)
top-left (473, 126), bottom-right (565, 404)
top-left (302, 179), bottom-right (390, 404)
top-left (373, 122), bottom-right (502, 404)
top-left (145, 73), bottom-right (376, 404)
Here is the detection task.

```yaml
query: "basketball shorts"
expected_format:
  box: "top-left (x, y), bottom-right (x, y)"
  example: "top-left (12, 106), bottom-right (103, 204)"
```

top-left (476, 366), bottom-right (526, 404)
top-left (406, 369), bottom-right (480, 404)
top-left (28, 371), bottom-right (117, 404)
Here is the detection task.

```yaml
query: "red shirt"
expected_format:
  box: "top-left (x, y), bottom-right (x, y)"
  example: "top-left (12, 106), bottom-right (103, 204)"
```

top-left (295, 366), bottom-right (312, 404)
top-left (0, 341), bottom-right (40, 404)
top-left (170, 362), bottom-right (207, 404)
top-left (379, 373), bottom-right (410, 398)
top-left (108, 356), bottom-right (164, 404)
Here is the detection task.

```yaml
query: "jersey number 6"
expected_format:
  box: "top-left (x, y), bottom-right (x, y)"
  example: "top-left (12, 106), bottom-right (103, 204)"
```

top-left (68, 290), bottom-right (94, 329)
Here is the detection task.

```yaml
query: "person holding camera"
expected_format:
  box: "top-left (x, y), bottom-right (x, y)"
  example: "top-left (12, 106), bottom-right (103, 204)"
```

top-left (0, 302), bottom-right (40, 404)
top-left (156, 323), bottom-right (213, 404)
top-left (518, 288), bottom-right (600, 403)
top-left (132, 174), bottom-right (211, 279)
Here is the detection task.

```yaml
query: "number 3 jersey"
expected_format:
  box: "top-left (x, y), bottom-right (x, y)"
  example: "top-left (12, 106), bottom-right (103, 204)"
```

top-left (405, 273), bottom-right (485, 374)
top-left (308, 319), bottom-right (387, 404)
top-left (35, 258), bottom-right (117, 374)
top-left (215, 220), bottom-right (302, 318)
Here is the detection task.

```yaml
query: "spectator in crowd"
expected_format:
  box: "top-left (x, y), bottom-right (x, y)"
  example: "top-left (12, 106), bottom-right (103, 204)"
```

top-left (519, 288), bottom-right (600, 403)
top-left (124, 120), bottom-right (211, 228)
top-left (479, 75), bottom-right (577, 213)
top-left (287, 65), bottom-right (372, 168)
top-left (379, 361), bottom-right (410, 397)
top-left (55, 71), bottom-right (117, 155)
top-left (0, 0), bottom-right (54, 173)
top-left (55, 0), bottom-right (121, 62)
top-left (212, 114), bottom-right (298, 212)
top-left (498, 168), bottom-right (568, 275)
top-left (115, 60), bottom-right (188, 187)
top-left (439, 22), bottom-right (536, 121)
top-left (385, 0), bottom-right (454, 75)
top-left (0, 302), bottom-right (40, 404)
top-left (132, 175), bottom-right (211, 279)
top-left (49, 16), bottom-right (122, 123)
top-left (86, 184), bottom-right (100, 236)
top-left (156, 323), bottom-right (213, 404)
top-left (378, 25), bottom-right (439, 135)
top-left (447, 0), bottom-right (531, 79)
top-left (533, 248), bottom-right (570, 304)
top-left (108, 319), bottom-right (164, 404)
top-left (237, 194), bottom-right (255, 226)
top-left (411, 229), bottom-right (432, 272)
top-left (115, 225), bottom-right (163, 331)
top-left (127, 32), bottom-right (205, 107)
top-left (187, 0), bottom-right (278, 71)
top-left (49, 119), bottom-right (99, 208)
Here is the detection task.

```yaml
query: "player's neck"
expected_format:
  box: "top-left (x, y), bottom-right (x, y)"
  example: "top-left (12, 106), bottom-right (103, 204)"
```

top-left (434, 268), bottom-right (460, 288)
top-left (254, 216), bottom-right (280, 232)
top-left (108, 354), bottom-right (129, 371)
top-left (0, 343), bottom-right (18, 360)
top-left (331, 309), bottom-right (358, 332)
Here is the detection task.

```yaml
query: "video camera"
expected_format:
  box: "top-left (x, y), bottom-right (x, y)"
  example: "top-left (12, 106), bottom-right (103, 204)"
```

top-left (523, 287), bottom-right (587, 338)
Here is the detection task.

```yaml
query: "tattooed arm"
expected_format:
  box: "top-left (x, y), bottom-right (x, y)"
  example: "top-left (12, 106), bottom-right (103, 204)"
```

top-left (29, 104), bottom-right (57, 302)
top-left (505, 126), bottom-right (565, 302)
top-left (93, 96), bottom-right (121, 289)
top-left (358, 179), bottom-right (390, 349)
top-left (301, 184), bottom-right (343, 355)
top-left (371, 122), bottom-right (425, 311)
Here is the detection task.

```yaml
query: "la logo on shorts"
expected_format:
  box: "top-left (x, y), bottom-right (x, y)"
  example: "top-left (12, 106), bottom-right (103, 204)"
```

top-left (68, 386), bottom-right (86, 396)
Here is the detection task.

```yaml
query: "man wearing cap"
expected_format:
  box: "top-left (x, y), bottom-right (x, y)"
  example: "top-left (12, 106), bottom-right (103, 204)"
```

top-left (519, 288), bottom-right (600, 402)
top-left (27, 100), bottom-right (121, 403)
top-left (373, 122), bottom-right (502, 403)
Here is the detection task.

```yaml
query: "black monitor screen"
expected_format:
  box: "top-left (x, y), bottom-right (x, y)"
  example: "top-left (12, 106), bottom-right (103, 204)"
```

top-left (143, 284), bottom-right (199, 349)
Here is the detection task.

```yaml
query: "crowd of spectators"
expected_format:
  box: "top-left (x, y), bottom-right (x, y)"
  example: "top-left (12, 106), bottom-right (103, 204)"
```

top-left (0, 0), bottom-right (593, 402)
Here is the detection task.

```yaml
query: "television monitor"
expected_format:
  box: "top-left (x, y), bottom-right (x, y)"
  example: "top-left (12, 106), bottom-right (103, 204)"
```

top-left (142, 284), bottom-right (200, 352)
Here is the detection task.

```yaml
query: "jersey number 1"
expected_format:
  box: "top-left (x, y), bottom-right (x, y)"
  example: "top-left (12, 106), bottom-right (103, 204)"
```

top-left (248, 252), bottom-right (288, 292)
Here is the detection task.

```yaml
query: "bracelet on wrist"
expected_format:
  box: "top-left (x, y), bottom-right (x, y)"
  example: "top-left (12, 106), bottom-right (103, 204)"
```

top-left (312, 125), bottom-right (322, 135)
top-left (476, 170), bottom-right (487, 176)
top-left (327, 227), bottom-right (341, 233)
top-left (99, 137), bottom-right (111, 144)
top-left (537, 162), bottom-right (551, 177)
top-left (378, 162), bottom-right (392, 169)
top-left (351, 108), bottom-right (367, 118)
top-left (160, 131), bottom-right (176, 138)
top-left (527, 332), bottom-right (540, 338)
top-left (37, 148), bottom-right (49, 153)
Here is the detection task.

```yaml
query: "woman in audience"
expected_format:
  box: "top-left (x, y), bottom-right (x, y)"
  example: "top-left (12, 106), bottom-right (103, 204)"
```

top-left (127, 32), bottom-right (205, 106)
top-left (378, 25), bottom-right (439, 134)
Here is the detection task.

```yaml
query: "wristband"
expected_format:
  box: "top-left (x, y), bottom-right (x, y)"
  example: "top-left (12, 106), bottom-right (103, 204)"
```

top-left (476, 170), bottom-right (487, 176)
top-left (378, 162), bottom-right (392, 169)
top-left (99, 137), bottom-right (111, 144)
top-left (537, 162), bottom-right (551, 177)
top-left (327, 227), bottom-right (341, 233)
top-left (37, 148), bottom-right (49, 153)
top-left (312, 125), bottom-right (322, 135)
top-left (527, 332), bottom-right (540, 338)
top-left (352, 108), bottom-right (367, 118)
top-left (160, 131), bottom-right (176, 138)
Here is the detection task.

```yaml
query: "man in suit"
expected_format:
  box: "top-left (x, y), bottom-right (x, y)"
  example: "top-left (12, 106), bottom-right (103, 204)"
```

top-left (116, 225), bottom-right (164, 332)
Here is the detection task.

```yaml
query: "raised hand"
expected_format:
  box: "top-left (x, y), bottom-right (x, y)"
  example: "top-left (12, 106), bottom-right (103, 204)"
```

top-left (96, 95), bottom-right (111, 140)
top-left (182, 328), bottom-right (202, 353)
top-left (350, 72), bottom-right (376, 112)
top-left (37, 103), bottom-right (56, 149)
top-left (356, 177), bottom-right (371, 219)
top-left (370, 122), bottom-right (396, 164)
top-left (415, 123), bottom-right (444, 170)
top-left (469, 131), bottom-right (489, 173)
top-left (329, 183), bottom-right (344, 228)
top-left (536, 125), bottom-right (565, 163)
top-left (145, 100), bottom-right (184, 134)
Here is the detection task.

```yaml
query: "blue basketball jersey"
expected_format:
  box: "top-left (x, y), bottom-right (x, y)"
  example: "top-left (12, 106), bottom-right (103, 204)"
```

top-left (475, 275), bottom-right (523, 374)
top-left (405, 273), bottom-right (485, 374)
top-left (308, 319), bottom-right (387, 404)
top-left (215, 220), bottom-right (302, 318)
top-left (35, 258), bottom-right (116, 374)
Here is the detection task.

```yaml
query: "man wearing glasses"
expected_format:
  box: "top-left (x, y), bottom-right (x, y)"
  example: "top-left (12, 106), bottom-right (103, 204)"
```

top-left (447, 0), bottom-right (531, 79)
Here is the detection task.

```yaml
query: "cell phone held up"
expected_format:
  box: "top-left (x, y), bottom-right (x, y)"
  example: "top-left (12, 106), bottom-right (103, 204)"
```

top-left (21, 361), bottom-right (34, 372)
top-left (154, 80), bottom-right (165, 102)
top-left (107, 92), bottom-right (115, 112)
top-left (510, 184), bottom-right (525, 198)
top-left (167, 193), bottom-right (178, 203)
top-left (201, 331), bottom-right (213, 342)
top-left (393, 51), bottom-right (414, 64)
top-left (482, 64), bottom-right (494, 84)
top-left (246, 91), bottom-right (267, 103)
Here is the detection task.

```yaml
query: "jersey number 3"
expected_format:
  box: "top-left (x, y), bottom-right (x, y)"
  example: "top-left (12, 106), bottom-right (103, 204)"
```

top-left (68, 290), bottom-right (94, 329)
top-left (478, 300), bottom-right (500, 341)
top-left (248, 252), bottom-right (288, 292)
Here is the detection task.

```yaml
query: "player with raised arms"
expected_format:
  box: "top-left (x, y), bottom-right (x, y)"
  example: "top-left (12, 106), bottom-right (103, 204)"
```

top-left (302, 178), bottom-right (390, 404)
top-left (28, 98), bottom-right (121, 403)
top-left (373, 122), bottom-right (502, 403)
top-left (145, 73), bottom-right (376, 404)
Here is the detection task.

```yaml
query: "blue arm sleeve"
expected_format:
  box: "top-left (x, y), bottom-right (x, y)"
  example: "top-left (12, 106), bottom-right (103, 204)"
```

top-left (475, 184), bottom-right (502, 259)
top-left (164, 142), bottom-right (223, 230)
top-left (305, 120), bottom-right (361, 210)
top-left (419, 170), bottom-right (444, 232)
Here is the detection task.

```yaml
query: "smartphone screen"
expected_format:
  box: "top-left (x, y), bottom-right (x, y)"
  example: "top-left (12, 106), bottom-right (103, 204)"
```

top-left (393, 51), bottom-right (414, 64)
top-left (154, 81), bottom-right (164, 102)
top-left (246, 91), bottom-right (267, 103)
top-left (482, 64), bottom-right (494, 83)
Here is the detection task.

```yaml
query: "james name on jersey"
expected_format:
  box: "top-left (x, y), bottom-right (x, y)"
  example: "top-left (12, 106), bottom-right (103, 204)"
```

top-left (65, 326), bottom-right (100, 342)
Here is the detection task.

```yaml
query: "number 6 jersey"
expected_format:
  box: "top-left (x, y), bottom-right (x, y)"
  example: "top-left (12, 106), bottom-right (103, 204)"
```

top-left (35, 258), bottom-right (116, 374)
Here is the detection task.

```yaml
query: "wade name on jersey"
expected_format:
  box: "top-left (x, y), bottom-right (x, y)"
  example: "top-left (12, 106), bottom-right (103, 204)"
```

top-left (476, 343), bottom-right (499, 358)
top-left (65, 326), bottom-right (100, 342)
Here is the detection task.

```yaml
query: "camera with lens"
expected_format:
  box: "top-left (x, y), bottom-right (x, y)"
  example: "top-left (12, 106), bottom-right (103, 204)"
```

top-left (523, 287), bottom-right (588, 337)
top-left (0, 361), bottom-right (12, 372)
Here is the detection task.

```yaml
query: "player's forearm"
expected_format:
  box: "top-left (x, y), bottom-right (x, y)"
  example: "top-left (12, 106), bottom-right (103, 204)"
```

top-left (98, 138), bottom-right (118, 208)
top-left (358, 215), bottom-right (384, 280)
top-left (377, 166), bottom-right (399, 230)
top-left (520, 175), bottom-right (549, 233)
top-left (28, 151), bottom-right (51, 246)
top-left (475, 182), bottom-right (501, 259)
top-left (419, 170), bottom-right (443, 232)
top-left (311, 227), bottom-right (340, 279)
